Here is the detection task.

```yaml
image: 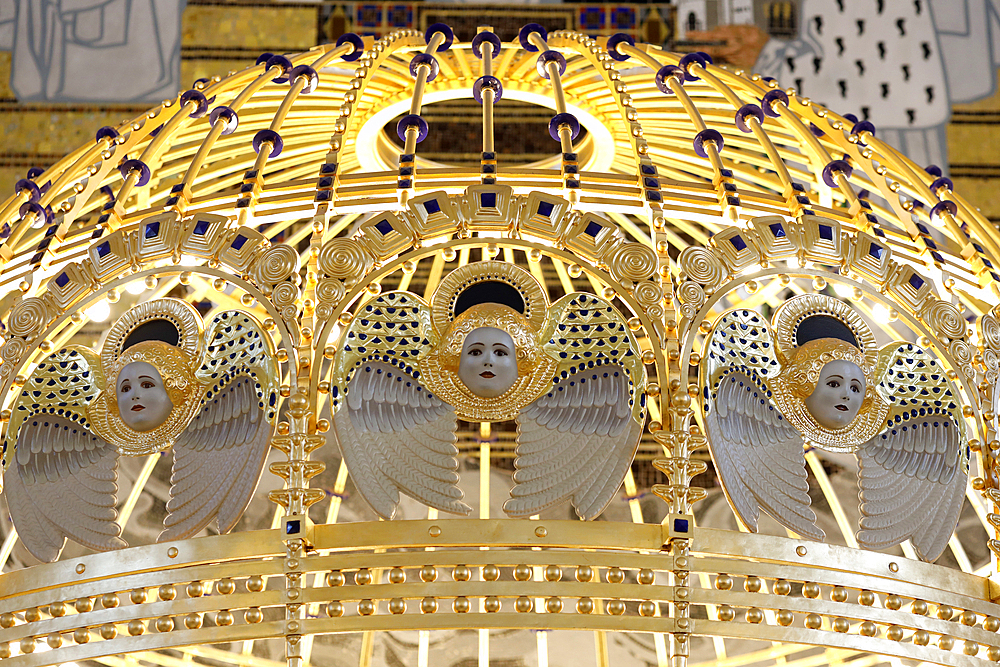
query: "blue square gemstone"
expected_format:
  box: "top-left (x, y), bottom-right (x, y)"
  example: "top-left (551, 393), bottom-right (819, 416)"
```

top-left (399, 167), bottom-right (412, 176)
top-left (931, 251), bottom-right (945, 263)
top-left (917, 223), bottom-right (930, 234)
top-left (566, 179), bottom-right (580, 188)
top-left (985, 258), bottom-right (995, 269)
top-left (285, 519), bottom-right (300, 535)
top-left (375, 218), bottom-right (393, 235)
top-left (170, 184), bottom-right (185, 194)
top-left (643, 177), bottom-right (659, 189)
top-left (144, 221), bottom-right (160, 239)
top-left (96, 241), bottom-right (111, 257)
top-left (30, 252), bottom-right (43, 265)
top-left (315, 191), bottom-right (332, 201)
top-left (791, 182), bottom-right (805, 192)
top-left (318, 177), bottom-right (333, 188)
top-left (769, 222), bottom-right (785, 238)
top-left (423, 199), bottom-right (441, 215)
top-left (729, 234), bottom-right (747, 251)
top-left (584, 221), bottom-right (603, 237)
top-left (908, 274), bottom-right (925, 290)
top-left (673, 518), bottom-right (690, 533)
top-left (481, 164), bottom-right (495, 173)
top-left (482, 152), bottom-right (495, 160)
top-left (231, 233), bottom-right (249, 250)
top-left (399, 154), bottom-right (415, 164)
top-left (320, 162), bottom-right (338, 174)
top-left (924, 238), bottom-right (937, 250)
top-left (645, 191), bottom-right (662, 202)
top-left (818, 224), bottom-right (833, 241)
top-left (719, 168), bottom-right (733, 178)
top-left (397, 179), bottom-right (412, 189)
top-left (537, 201), bottom-right (554, 217)
top-left (193, 219), bottom-right (211, 236)
top-left (640, 164), bottom-right (657, 175)
top-left (44, 225), bottom-right (57, 237)
top-left (868, 243), bottom-right (884, 259)
top-left (55, 272), bottom-right (70, 288)
top-left (975, 243), bottom-right (986, 253)
top-left (480, 192), bottom-right (497, 208)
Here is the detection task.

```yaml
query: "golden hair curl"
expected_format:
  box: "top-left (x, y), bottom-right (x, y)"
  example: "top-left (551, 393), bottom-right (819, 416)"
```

top-left (89, 341), bottom-right (204, 455)
top-left (784, 339), bottom-right (873, 399)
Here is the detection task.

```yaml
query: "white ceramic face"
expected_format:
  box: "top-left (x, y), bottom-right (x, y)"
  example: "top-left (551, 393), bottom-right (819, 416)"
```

top-left (117, 361), bottom-right (174, 432)
top-left (457, 327), bottom-right (518, 398)
top-left (804, 359), bottom-right (866, 430)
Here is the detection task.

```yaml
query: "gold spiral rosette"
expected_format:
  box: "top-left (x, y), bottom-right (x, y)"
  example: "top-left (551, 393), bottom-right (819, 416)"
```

top-left (314, 278), bottom-right (347, 321)
top-left (250, 244), bottom-right (301, 289)
top-left (677, 281), bottom-right (707, 321)
top-left (949, 338), bottom-right (976, 380)
top-left (605, 241), bottom-right (658, 284)
top-left (678, 246), bottom-right (727, 292)
top-left (318, 238), bottom-right (373, 281)
top-left (271, 281), bottom-right (301, 322)
top-left (633, 280), bottom-right (663, 308)
top-left (0, 337), bottom-right (27, 371)
top-left (920, 299), bottom-right (968, 341)
top-left (6, 297), bottom-right (53, 341)
top-left (979, 313), bottom-right (1000, 384)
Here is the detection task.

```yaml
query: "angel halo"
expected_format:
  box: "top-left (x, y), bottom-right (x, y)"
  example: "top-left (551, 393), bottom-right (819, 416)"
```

top-left (1, 298), bottom-right (280, 562)
top-left (701, 293), bottom-right (968, 562)
top-left (330, 260), bottom-right (647, 522)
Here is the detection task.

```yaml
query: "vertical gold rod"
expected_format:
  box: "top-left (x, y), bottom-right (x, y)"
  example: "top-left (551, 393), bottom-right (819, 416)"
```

top-left (479, 421), bottom-right (491, 667)
top-left (118, 455), bottom-right (159, 529)
top-left (595, 630), bottom-right (610, 667)
top-left (805, 451), bottom-right (859, 548)
top-left (359, 631), bottom-right (375, 667)
top-left (0, 529), bottom-right (17, 571)
top-left (418, 506), bottom-right (437, 667)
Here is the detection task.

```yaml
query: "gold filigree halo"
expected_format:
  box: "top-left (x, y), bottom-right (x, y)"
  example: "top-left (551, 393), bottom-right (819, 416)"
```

top-left (430, 261), bottom-right (547, 337)
top-left (90, 299), bottom-right (206, 455)
top-left (420, 303), bottom-right (559, 422)
top-left (772, 294), bottom-right (879, 368)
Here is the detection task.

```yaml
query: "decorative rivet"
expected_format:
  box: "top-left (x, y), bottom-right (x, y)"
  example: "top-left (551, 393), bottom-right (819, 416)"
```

top-left (889, 562), bottom-right (899, 573)
top-left (535, 526), bottom-right (547, 537)
top-left (167, 547), bottom-right (179, 558)
top-left (75, 563), bottom-right (86, 574)
top-left (428, 525), bottom-right (442, 537)
top-left (796, 546), bottom-right (807, 557)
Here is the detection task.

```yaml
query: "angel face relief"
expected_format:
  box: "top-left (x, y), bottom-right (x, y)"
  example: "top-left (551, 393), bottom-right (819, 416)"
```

top-left (458, 327), bottom-right (518, 397)
top-left (803, 359), bottom-right (866, 429)
top-left (116, 361), bottom-right (174, 432)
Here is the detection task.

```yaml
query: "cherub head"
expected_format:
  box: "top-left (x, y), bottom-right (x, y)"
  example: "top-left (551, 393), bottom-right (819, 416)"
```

top-left (116, 360), bottom-right (174, 431)
top-left (458, 326), bottom-right (518, 397)
top-left (784, 339), bottom-right (874, 430)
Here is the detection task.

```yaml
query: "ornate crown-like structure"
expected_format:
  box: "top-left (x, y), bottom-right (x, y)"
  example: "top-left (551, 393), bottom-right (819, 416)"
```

top-left (2, 20), bottom-right (1000, 667)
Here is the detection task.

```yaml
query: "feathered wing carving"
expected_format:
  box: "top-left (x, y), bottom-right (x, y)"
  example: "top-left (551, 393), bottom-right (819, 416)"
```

top-left (331, 292), bottom-right (471, 519)
top-left (702, 309), bottom-right (824, 540)
top-left (160, 311), bottom-right (279, 542)
top-left (505, 293), bottom-right (646, 520)
top-left (2, 347), bottom-right (124, 562)
top-left (856, 343), bottom-right (968, 561)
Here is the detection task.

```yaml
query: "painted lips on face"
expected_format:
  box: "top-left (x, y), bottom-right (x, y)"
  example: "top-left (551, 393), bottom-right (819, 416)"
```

top-left (480, 371), bottom-right (495, 378)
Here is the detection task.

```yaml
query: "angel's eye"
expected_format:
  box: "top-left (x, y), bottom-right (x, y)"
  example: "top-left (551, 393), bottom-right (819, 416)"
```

top-left (468, 349), bottom-right (481, 356)
top-left (119, 383), bottom-right (130, 393)
top-left (826, 380), bottom-right (839, 388)
top-left (141, 381), bottom-right (155, 389)
top-left (495, 349), bottom-right (507, 357)
top-left (851, 384), bottom-right (861, 393)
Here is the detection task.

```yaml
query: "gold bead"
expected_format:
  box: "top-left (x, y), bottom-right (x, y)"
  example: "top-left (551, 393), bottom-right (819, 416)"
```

top-left (47, 632), bottom-right (63, 649)
top-left (568, 264), bottom-right (583, 278)
top-left (389, 568), bottom-right (405, 584)
top-left (746, 608), bottom-right (764, 624)
top-left (129, 588), bottom-right (147, 604)
top-left (101, 622), bottom-right (118, 640)
top-left (73, 628), bottom-right (90, 644)
top-left (179, 272), bottom-right (192, 285)
top-left (216, 578), bottom-right (236, 595)
top-left (576, 565), bottom-right (594, 582)
top-left (482, 565), bottom-right (500, 581)
top-left (745, 280), bottom-right (759, 294)
top-left (49, 601), bottom-right (66, 617)
top-left (127, 619), bottom-right (145, 636)
top-left (986, 617), bottom-right (1000, 632)
top-left (859, 621), bottom-right (877, 637)
top-left (776, 610), bottom-right (793, 626)
top-left (24, 607), bottom-right (40, 622)
top-left (606, 567), bottom-right (625, 584)
top-left (366, 282), bottom-right (381, 296)
top-left (773, 580), bottom-right (791, 596)
top-left (641, 350), bottom-right (656, 365)
top-left (0, 643), bottom-right (10, 659)
top-left (512, 564), bottom-right (531, 581)
top-left (144, 275), bottom-right (158, 290)
top-left (484, 596), bottom-right (501, 613)
top-left (988, 645), bottom-right (1000, 661)
top-left (420, 566), bottom-right (437, 583)
top-left (913, 630), bottom-right (931, 646)
top-left (831, 586), bottom-right (848, 603)
top-left (637, 569), bottom-right (655, 585)
top-left (358, 599), bottom-right (375, 616)
top-left (528, 249), bottom-right (542, 262)
top-left (515, 596), bottom-right (534, 613)
top-left (715, 574), bottom-right (733, 591)
top-left (718, 605), bottom-right (736, 622)
top-left (184, 613), bottom-right (202, 629)
top-left (155, 616), bottom-right (174, 633)
top-left (326, 571), bottom-right (346, 587)
top-left (884, 594), bottom-right (902, 610)
top-left (602, 287), bottom-right (617, 300)
top-left (20, 638), bottom-right (36, 654)
top-left (245, 575), bottom-right (265, 593)
top-left (453, 565), bottom-right (471, 582)
top-left (911, 600), bottom-right (928, 616)
top-left (453, 597), bottom-right (471, 613)
top-left (962, 610), bottom-right (978, 626)
top-left (813, 277), bottom-right (827, 291)
top-left (805, 613), bottom-right (822, 630)
top-left (545, 565), bottom-right (563, 582)
top-left (240, 293), bottom-right (255, 307)
top-left (937, 604), bottom-right (954, 620)
top-left (355, 569), bottom-right (373, 585)
top-left (101, 593), bottom-right (119, 608)
top-left (577, 597), bottom-right (595, 614)
top-left (186, 581), bottom-right (205, 598)
top-left (326, 602), bottom-right (344, 617)
top-left (388, 598), bottom-right (406, 615)
top-left (607, 600), bottom-right (626, 615)
top-left (858, 590), bottom-right (875, 606)
top-left (215, 610), bottom-right (234, 626)
top-left (402, 260), bottom-right (417, 274)
top-left (966, 641), bottom-right (981, 656)
top-left (744, 576), bottom-right (761, 593)
top-left (802, 582), bottom-right (820, 599)
top-left (245, 608), bottom-right (263, 624)
top-left (938, 635), bottom-right (955, 651)
top-left (886, 625), bottom-right (904, 641)
top-left (442, 248), bottom-right (457, 262)
top-left (212, 277), bottom-right (227, 291)
top-left (0, 613), bottom-right (13, 629)
top-left (832, 617), bottom-right (849, 633)
top-left (627, 317), bottom-right (642, 331)
top-left (546, 597), bottom-right (563, 614)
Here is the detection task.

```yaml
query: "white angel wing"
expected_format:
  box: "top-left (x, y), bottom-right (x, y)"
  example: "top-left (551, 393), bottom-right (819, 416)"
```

top-left (857, 344), bottom-right (969, 561)
top-left (506, 364), bottom-right (643, 519)
top-left (3, 347), bottom-right (124, 562)
top-left (334, 361), bottom-right (471, 519)
top-left (159, 311), bottom-right (279, 542)
top-left (504, 292), bottom-right (645, 520)
top-left (707, 369), bottom-right (824, 540)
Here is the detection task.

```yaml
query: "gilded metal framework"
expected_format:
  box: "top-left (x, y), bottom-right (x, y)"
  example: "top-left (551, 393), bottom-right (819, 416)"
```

top-left (0, 21), bottom-right (999, 667)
